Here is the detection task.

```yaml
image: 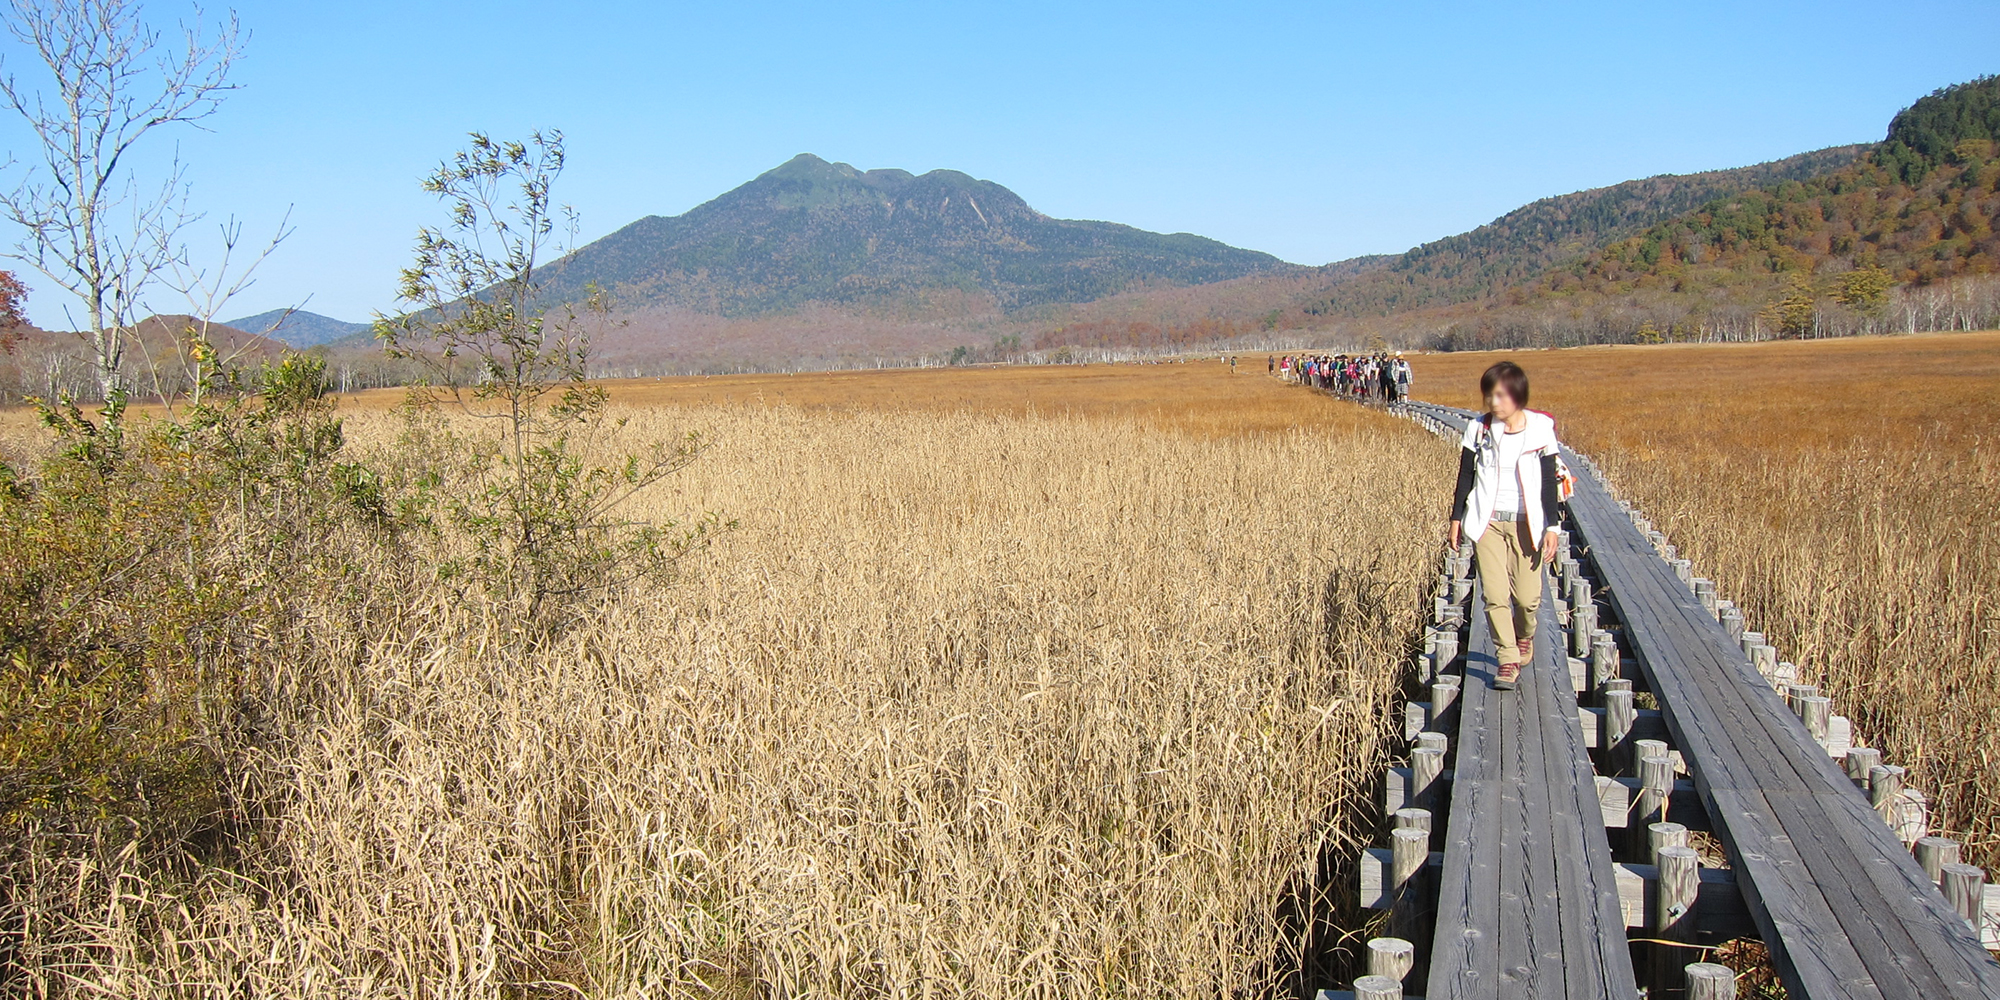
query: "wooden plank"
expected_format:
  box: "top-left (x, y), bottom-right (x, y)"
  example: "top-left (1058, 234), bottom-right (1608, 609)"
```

top-left (1526, 590), bottom-right (1634, 1000)
top-left (1429, 578), bottom-right (1498, 999)
top-left (1423, 574), bottom-right (1635, 1000)
top-left (1428, 578), bottom-right (1503, 999)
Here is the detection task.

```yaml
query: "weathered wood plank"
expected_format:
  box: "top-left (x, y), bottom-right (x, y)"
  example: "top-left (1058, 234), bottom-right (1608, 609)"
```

top-left (1422, 574), bottom-right (1635, 1000)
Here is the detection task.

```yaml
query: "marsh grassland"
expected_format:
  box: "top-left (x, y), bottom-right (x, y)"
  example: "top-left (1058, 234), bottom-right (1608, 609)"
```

top-left (1, 365), bottom-right (1448, 997)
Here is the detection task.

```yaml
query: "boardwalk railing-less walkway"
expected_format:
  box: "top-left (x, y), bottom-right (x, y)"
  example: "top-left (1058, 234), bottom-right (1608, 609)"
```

top-left (1428, 575), bottom-right (1636, 998)
top-left (1329, 398), bottom-right (1999, 1000)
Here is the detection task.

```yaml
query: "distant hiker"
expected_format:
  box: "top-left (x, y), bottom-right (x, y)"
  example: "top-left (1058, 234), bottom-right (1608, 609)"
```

top-left (1394, 354), bottom-right (1412, 402)
top-left (1448, 361), bottom-right (1562, 691)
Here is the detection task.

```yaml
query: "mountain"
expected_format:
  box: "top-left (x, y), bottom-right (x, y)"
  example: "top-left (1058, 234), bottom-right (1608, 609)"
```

top-left (540, 154), bottom-right (1297, 318)
top-left (0, 314), bottom-right (288, 403)
top-left (1285, 145), bottom-right (1870, 322)
top-left (223, 309), bottom-right (372, 348)
top-left (1406, 74), bottom-right (2000, 346)
top-left (945, 146), bottom-right (1868, 355)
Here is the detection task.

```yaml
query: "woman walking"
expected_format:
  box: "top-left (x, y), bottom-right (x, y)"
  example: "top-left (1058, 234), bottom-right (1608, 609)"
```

top-left (1447, 361), bottom-right (1562, 690)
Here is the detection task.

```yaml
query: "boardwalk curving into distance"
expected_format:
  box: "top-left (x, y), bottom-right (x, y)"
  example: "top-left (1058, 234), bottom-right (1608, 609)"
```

top-left (1335, 398), bottom-right (1999, 1000)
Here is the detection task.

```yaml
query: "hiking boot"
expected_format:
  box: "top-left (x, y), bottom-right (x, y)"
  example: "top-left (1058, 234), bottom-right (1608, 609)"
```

top-left (1495, 661), bottom-right (1521, 690)
top-left (1518, 638), bottom-right (1534, 663)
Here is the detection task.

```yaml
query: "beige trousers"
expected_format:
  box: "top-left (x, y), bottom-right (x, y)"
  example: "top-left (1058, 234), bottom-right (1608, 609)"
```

top-left (1473, 517), bottom-right (1544, 666)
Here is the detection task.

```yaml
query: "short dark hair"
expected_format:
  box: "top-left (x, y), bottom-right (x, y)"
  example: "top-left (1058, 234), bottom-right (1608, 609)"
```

top-left (1480, 361), bottom-right (1530, 407)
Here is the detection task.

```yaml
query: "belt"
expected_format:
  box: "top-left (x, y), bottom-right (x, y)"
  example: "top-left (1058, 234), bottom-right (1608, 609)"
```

top-left (1490, 510), bottom-right (1522, 522)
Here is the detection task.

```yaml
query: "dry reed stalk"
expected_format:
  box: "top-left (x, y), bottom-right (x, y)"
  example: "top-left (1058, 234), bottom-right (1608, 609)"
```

top-left (3, 396), bottom-right (1447, 998)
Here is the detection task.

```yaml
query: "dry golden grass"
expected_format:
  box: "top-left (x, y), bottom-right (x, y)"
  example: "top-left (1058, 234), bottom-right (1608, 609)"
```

top-left (2, 365), bottom-right (1450, 997)
top-left (335, 359), bottom-right (1334, 439)
top-left (1411, 331), bottom-right (2000, 865)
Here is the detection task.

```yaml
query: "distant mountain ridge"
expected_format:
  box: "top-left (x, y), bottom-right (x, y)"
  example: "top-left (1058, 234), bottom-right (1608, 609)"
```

top-left (223, 309), bottom-right (370, 348)
top-left (539, 154), bottom-right (1297, 318)
top-left (1287, 144), bottom-right (1871, 321)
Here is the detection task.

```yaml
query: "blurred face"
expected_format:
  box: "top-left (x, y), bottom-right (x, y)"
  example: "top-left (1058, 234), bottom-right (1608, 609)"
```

top-left (1487, 386), bottom-right (1521, 419)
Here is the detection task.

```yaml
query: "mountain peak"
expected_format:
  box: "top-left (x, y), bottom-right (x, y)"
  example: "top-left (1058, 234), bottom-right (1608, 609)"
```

top-left (761, 152), bottom-right (856, 181)
top-left (541, 157), bottom-right (1292, 317)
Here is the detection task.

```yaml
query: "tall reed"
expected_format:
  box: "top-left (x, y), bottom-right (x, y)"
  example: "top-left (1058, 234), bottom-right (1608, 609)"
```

top-left (2, 399), bottom-right (1447, 998)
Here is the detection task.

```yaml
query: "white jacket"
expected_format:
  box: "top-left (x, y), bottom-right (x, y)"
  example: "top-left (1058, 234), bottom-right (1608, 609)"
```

top-left (1458, 410), bottom-right (1560, 543)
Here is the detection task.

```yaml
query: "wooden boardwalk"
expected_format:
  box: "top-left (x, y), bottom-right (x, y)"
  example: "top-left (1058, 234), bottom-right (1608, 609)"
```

top-left (1362, 400), bottom-right (2000, 1000)
top-left (1561, 436), bottom-right (2000, 998)
top-left (1427, 576), bottom-right (1636, 999)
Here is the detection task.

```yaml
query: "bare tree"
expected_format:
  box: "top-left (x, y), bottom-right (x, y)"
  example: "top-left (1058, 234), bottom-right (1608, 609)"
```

top-left (0, 0), bottom-right (241, 409)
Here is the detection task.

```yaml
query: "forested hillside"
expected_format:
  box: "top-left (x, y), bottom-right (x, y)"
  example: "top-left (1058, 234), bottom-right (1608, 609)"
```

top-left (989, 146), bottom-right (1867, 355)
top-left (1441, 74), bottom-right (2000, 345)
top-left (1291, 144), bottom-right (1868, 320)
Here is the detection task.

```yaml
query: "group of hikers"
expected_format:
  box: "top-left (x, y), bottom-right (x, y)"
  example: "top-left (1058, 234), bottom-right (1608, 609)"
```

top-left (1272, 352), bottom-right (1413, 403)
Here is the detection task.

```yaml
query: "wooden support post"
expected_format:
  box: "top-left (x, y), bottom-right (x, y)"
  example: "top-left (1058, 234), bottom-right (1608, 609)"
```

top-left (1720, 606), bottom-right (1745, 642)
top-left (1650, 821), bottom-right (1689, 867)
top-left (1749, 643), bottom-right (1777, 676)
top-left (1353, 975), bottom-right (1402, 1000)
top-left (1390, 826), bottom-right (1430, 945)
top-left (1450, 575), bottom-right (1472, 605)
top-left (1672, 558), bottom-right (1693, 587)
top-left (1652, 846), bottom-right (1700, 997)
top-left (1634, 753), bottom-right (1674, 855)
top-left (1785, 684), bottom-right (1818, 710)
top-left (1432, 635), bottom-right (1459, 678)
top-left (1869, 764), bottom-right (1905, 823)
top-left (1366, 937), bottom-right (1415, 983)
top-left (1411, 746), bottom-right (1446, 811)
top-left (1798, 696), bottom-right (1832, 744)
top-left (1739, 631), bottom-right (1764, 659)
top-left (1429, 675), bottom-right (1460, 729)
top-left (1941, 863), bottom-right (1986, 931)
top-left (1591, 634), bottom-right (1618, 701)
top-left (1846, 747), bottom-right (1882, 791)
top-left (1685, 962), bottom-right (1737, 1000)
top-left (1571, 605), bottom-right (1596, 658)
top-left (1915, 836), bottom-right (1961, 884)
top-left (1393, 807), bottom-right (1431, 834)
top-left (1693, 579), bottom-right (1717, 615)
top-left (1604, 687), bottom-right (1636, 772)
top-left (1770, 660), bottom-right (1798, 687)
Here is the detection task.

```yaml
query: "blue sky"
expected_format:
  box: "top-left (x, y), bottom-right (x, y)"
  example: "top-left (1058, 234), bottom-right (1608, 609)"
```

top-left (2, 0), bottom-right (1996, 326)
